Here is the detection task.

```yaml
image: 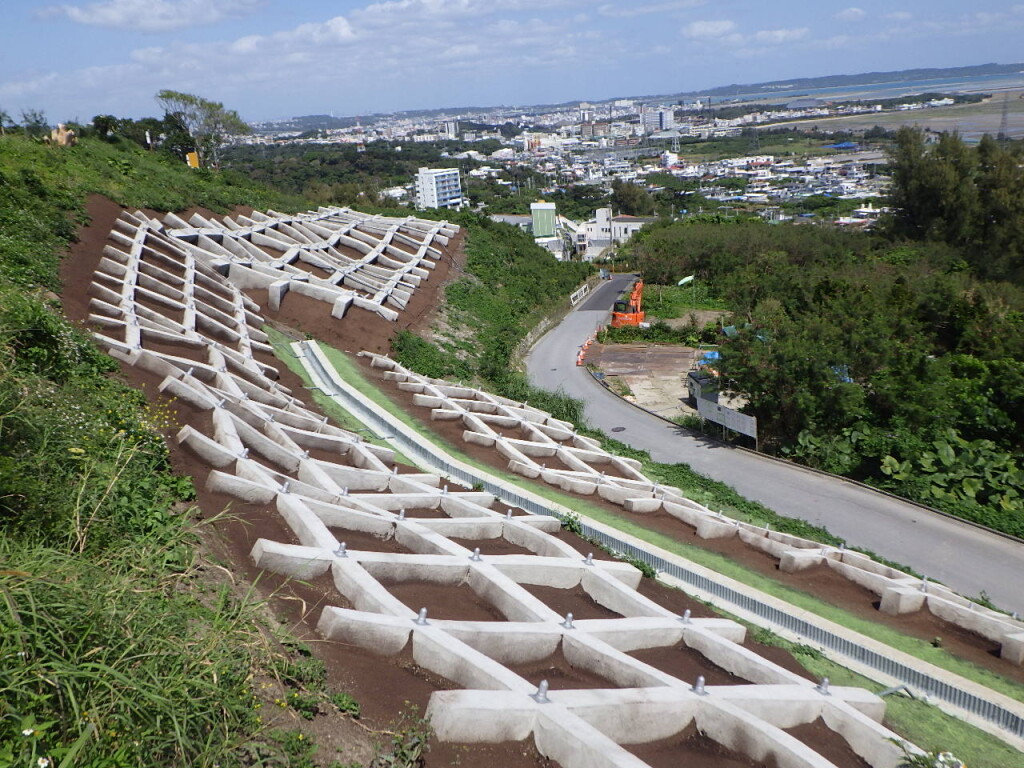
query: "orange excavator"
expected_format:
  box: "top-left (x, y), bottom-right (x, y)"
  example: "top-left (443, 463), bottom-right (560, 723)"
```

top-left (611, 279), bottom-right (645, 327)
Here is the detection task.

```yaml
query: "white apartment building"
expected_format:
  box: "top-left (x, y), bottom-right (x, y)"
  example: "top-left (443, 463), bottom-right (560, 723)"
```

top-left (415, 167), bottom-right (463, 210)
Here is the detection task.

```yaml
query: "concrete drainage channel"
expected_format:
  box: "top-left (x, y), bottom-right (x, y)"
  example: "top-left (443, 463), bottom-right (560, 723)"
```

top-left (84, 205), bottom-right (1015, 767)
top-left (297, 341), bottom-right (1024, 748)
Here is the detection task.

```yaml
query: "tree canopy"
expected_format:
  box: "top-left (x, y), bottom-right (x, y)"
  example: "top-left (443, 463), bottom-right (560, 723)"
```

top-left (631, 212), bottom-right (1024, 536)
top-left (155, 90), bottom-right (250, 167)
top-left (885, 127), bottom-right (1024, 281)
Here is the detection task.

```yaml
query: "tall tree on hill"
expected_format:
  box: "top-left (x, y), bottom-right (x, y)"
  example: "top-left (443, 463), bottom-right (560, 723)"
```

top-left (611, 179), bottom-right (656, 216)
top-left (976, 134), bottom-right (1024, 281)
top-left (886, 127), bottom-right (1024, 281)
top-left (20, 109), bottom-right (48, 139)
top-left (155, 90), bottom-right (249, 168)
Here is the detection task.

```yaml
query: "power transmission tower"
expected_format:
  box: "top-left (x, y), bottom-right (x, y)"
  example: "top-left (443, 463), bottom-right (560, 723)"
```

top-left (998, 94), bottom-right (1010, 141)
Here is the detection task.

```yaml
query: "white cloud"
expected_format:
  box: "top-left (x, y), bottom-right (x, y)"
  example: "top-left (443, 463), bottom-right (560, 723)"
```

top-left (598, 1), bottom-right (704, 18)
top-left (884, 11), bottom-right (912, 21)
top-left (10, 0), bottom-right (598, 119)
top-left (41, 0), bottom-right (264, 32)
top-left (682, 19), bottom-right (736, 38)
top-left (835, 7), bottom-right (866, 22)
top-left (753, 27), bottom-right (808, 45)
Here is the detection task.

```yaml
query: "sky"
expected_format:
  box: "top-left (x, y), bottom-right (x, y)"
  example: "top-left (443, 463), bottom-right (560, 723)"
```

top-left (2, 0), bottom-right (1024, 123)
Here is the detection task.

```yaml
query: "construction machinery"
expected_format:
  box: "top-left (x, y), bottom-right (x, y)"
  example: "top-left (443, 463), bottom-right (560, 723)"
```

top-left (611, 279), bottom-right (645, 327)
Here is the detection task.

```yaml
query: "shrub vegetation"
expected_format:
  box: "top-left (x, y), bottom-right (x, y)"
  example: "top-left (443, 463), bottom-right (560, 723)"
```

top-left (0, 132), bottom-right (313, 767)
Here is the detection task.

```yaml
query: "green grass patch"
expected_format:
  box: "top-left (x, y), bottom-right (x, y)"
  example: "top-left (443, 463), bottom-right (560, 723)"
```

top-left (741, 625), bottom-right (1024, 768)
top-left (642, 282), bottom-right (729, 317)
top-left (264, 327), bottom-right (417, 467)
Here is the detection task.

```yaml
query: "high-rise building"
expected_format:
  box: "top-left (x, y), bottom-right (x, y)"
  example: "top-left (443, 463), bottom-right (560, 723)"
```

top-left (640, 106), bottom-right (676, 133)
top-left (415, 167), bottom-right (463, 210)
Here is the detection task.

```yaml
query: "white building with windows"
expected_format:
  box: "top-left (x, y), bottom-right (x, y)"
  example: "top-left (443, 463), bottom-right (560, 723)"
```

top-left (415, 167), bottom-right (463, 210)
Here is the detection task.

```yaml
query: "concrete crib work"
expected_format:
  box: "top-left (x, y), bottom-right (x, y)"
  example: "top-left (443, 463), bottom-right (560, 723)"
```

top-left (88, 207), bottom-right (921, 768)
top-left (362, 352), bottom-right (1024, 666)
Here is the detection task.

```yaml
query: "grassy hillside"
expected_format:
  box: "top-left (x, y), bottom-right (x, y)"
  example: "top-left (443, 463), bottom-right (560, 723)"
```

top-left (392, 212), bottom-right (592, 406)
top-left (0, 135), bottom-right (334, 768)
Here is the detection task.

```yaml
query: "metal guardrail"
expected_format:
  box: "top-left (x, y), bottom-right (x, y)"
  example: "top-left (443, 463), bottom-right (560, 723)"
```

top-left (299, 342), bottom-right (1024, 740)
top-left (569, 283), bottom-right (591, 306)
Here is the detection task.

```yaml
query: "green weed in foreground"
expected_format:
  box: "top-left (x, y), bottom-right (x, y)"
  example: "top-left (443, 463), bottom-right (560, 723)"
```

top-left (0, 535), bottom-right (272, 768)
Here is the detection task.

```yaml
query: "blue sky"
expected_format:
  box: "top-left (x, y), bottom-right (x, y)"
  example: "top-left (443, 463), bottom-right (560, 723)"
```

top-left (2, 0), bottom-right (1023, 123)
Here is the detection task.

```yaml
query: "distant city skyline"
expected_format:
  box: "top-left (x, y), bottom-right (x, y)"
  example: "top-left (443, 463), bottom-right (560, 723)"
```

top-left (2, 0), bottom-right (1024, 123)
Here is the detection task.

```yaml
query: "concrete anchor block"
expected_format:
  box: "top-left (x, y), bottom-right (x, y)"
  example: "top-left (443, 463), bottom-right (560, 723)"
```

top-left (779, 549), bottom-right (825, 573)
top-left (999, 632), bottom-right (1024, 665)
top-left (317, 606), bottom-right (412, 655)
top-left (694, 516), bottom-right (740, 540)
top-left (267, 280), bottom-right (289, 311)
top-left (623, 497), bottom-right (662, 514)
top-left (250, 538), bottom-right (332, 580)
top-left (330, 295), bottom-right (352, 319)
top-left (425, 690), bottom-right (537, 743)
top-left (879, 586), bottom-right (927, 616)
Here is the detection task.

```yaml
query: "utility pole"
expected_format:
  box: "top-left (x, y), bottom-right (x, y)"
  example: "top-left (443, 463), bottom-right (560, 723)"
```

top-left (998, 94), bottom-right (1010, 142)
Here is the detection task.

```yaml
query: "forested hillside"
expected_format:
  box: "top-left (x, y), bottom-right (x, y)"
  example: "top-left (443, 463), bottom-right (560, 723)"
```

top-left (634, 129), bottom-right (1024, 535)
top-left (223, 139), bottom-right (497, 204)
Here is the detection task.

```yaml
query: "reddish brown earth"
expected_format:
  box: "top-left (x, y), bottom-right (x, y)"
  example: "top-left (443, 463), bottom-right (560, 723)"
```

top-left (508, 647), bottom-right (620, 690)
top-left (57, 196), bottom-right (1010, 768)
top-left (626, 723), bottom-right (777, 768)
top-left (785, 718), bottom-right (871, 768)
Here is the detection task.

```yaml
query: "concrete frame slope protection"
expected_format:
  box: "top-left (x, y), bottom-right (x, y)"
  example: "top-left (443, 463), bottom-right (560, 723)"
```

top-left (84, 207), bottom-right (931, 768)
top-left (361, 352), bottom-right (1024, 668)
top-left (155, 203), bottom-right (455, 322)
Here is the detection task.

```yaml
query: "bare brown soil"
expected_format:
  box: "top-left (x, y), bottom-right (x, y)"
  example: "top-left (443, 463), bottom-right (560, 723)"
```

top-left (57, 196), bottom-right (1006, 768)
top-left (626, 722), bottom-right (777, 768)
top-left (449, 536), bottom-right (534, 556)
top-left (508, 647), bottom-right (619, 690)
top-left (785, 718), bottom-right (871, 768)
top-left (519, 583), bottom-right (622, 620)
top-left (384, 580), bottom-right (507, 622)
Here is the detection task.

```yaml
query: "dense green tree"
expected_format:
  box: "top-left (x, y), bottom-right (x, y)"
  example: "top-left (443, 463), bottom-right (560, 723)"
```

top-left (623, 214), bottom-right (1024, 529)
top-left (611, 179), bottom-right (656, 216)
top-left (155, 90), bottom-right (250, 167)
top-left (91, 114), bottom-right (120, 140)
top-left (886, 127), bottom-right (1024, 281)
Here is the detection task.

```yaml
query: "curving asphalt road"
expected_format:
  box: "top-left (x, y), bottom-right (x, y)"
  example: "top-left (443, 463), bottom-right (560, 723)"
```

top-left (526, 275), bottom-right (1024, 613)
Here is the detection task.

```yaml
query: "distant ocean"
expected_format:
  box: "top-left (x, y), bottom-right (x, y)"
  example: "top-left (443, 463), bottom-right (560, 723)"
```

top-left (721, 71), bottom-right (1024, 103)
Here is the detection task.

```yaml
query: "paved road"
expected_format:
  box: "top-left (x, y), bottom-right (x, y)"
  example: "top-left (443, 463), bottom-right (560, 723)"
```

top-left (526, 275), bottom-right (1024, 613)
